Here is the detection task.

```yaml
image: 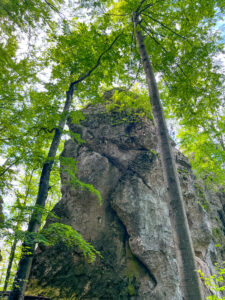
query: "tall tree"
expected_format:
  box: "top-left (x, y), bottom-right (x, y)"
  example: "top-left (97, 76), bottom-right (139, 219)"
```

top-left (133, 10), bottom-right (203, 299)
top-left (89, 0), bottom-right (224, 298)
top-left (3, 170), bottom-right (36, 292)
top-left (9, 25), bottom-right (122, 299)
top-left (1, 2), bottom-right (131, 297)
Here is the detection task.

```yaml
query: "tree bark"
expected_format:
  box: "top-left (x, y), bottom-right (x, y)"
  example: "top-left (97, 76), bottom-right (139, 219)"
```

top-left (133, 12), bottom-right (203, 300)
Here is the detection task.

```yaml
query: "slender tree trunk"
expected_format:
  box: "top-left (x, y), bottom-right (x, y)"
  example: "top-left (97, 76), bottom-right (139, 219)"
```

top-left (4, 171), bottom-right (34, 293)
top-left (9, 34), bottom-right (121, 300)
top-left (0, 263), bottom-right (4, 285)
top-left (9, 84), bottom-right (74, 300)
top-left (3, 239), bottom-right (17, 292)
top-left (133, 12), bottom-right (203, 300)
top-left (0, 196), bottom-right (4, 225)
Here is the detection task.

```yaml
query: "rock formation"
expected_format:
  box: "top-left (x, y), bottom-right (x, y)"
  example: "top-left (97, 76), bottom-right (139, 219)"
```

top-left (28, 101), bottom-right (225, 299)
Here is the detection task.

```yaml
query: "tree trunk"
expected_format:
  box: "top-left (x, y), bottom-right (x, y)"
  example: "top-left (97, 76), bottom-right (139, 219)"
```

top-left (133, 12), bottom-right (203, 300)
top-left (9, 85), bottom-right (74, 300)
top-left (3, 239), bottom-right (17, 292)
top-left (8, 33), bottom-right (121, 300)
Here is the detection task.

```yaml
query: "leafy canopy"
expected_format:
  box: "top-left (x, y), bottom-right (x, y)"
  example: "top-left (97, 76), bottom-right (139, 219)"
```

top-left (91, 0), bottom-right (225, 184)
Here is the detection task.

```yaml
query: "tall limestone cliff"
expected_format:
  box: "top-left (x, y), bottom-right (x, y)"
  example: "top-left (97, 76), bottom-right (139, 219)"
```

top-left (28, 100), bottom-right (225, 299)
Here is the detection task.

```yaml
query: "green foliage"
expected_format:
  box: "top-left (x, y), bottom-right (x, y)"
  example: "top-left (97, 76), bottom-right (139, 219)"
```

top-left (212, 227), bottom-right (223, 241)
top-left (60, 157), bottom-right (102, 205)
top-left (68, 132), bottom-right (86, 145)
top-left (193, 183), bottom-right (210, 211)
top-left (106, 88), bottom-right (152, 121)
top-left (198, 263), bottom-right (225, 299)
top-left (41, 223), bottom-right (101, 262)
top-left (178, 124), bottom-right (225, 186)
top-left (0, 0), bottom-right (62, 31)
top-left (101, 0), bottom-right (225, 185)
top-left (45, 21), bottom-right (132, 95)
top-left (0, 0), bottom-right (68, 196)
top-left (0, 167), bottom-right (62, 290)
top-left (69, 110), bottom-right (85, 125)
top-left (149, 149), bottom-right (157, 155)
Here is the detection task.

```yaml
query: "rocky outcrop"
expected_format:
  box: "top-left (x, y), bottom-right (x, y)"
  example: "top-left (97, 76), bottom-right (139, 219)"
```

top-left (28, 103), bottom-right (225, 299)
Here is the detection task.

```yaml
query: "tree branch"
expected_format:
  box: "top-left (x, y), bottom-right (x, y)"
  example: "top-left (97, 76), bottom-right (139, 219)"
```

top-left (70, 33), bottom-right (123, 87)
top-left (139, 3), bottom-right (153, 15)
top-left (142, 13), bottom-right (191, 45)
top-left (129, 23), bottom-right (135, 68)
top-left (140, 22), bottom-right (189, 79)
top-left (176, 63), bottom-right (189, 78)
top-left (0, 158), bottom-right (20, 177)
top-left (139, 24), bottom-right (168, 53)
top-left (127, 59), bottom-right (142, 90)
top-left (136, 0), bottom-right (147, 14)
top-left (44, 0), bottom-right (60, 13)
top-left (143, 20), bottom-right (166, 37)
top-left (104, 13), bottom-right (127, 17)
top-left (36, 127), bottom-right (56, 137)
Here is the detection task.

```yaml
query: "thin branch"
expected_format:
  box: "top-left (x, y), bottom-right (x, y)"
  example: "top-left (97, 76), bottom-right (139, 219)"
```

top-left (139, 3), bottom-right (153, 15)
top-left (129, 22), bottom-right (135, 69)
top-left (71, 33), bottom-right (123, 87)
top-left (136, 0), bottom-right (147, 14)
top-left (127, 59), bottom-right (142, 90)
top-left (142, 13), bottom-right (191, 45)
top-left (176, 63), bottom-right (188, 78)
top-left (140, 23), bottom-right (189, 79)
top-left (131, 23), bottom-right (135, 51)
top-left (0, 158), bottom-right (20, 177)
top-left (0, 3), bottom-right (13, 18)
top-left (143, 19), bottom-right (166, 38)
top-left (44, 0), bottom-right (60, 13)
top-left (104, 13), bottom-right (127, 17)
top-left (139, 24), bottom-right (168, 53)
top-left (35, 127), bottom-right (56, 137)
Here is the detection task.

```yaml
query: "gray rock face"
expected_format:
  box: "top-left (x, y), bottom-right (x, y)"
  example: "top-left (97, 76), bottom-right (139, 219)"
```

top-left (29, 104), bottom-right (225, 299)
